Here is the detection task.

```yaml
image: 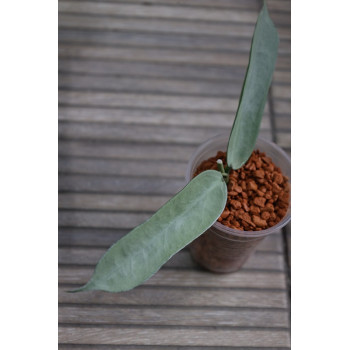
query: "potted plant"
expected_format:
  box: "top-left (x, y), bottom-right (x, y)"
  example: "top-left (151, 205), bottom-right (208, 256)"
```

top-left (72, 3), bottom-right (290, 293)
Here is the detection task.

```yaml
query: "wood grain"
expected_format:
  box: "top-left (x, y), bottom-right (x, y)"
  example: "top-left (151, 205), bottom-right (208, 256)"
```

top-left (58, 44), bottom-right (290, 70)
top-left (58, 227), bottom-right (284, 252)
top-left (58, 326), bottom-right (290, 347)
top-left (59, 58), bottom-right (290, 86)
top-left (58, 211), bottom-right (153, 229)
top-left (58, 13), bottom-right (291, 39)
top-left (58, 193), bottom-right (170, 211)
top-left (58, 247), bottom-right (285, 271)
top-left (58, 285), bottom-right (288, 308)
top-left (58, 174), bottom-right (186, 195)
top-left (58, 139), bottom-right (197, 161)
top-left (58, 1), bottom-right (264, 24)
top-left (58, 157), bottom-right (188, 178)
top-left (58, 91), bottom-right (269, 113)
top-left (58, 121), bottom-right (272, 144)
top-left (58, 305), bottom-right (289, 327)
top-left (58, 28), bottom-right (291, 54)
top-left (59, 267), bottom-right (287, 289)
top-left (58, 0), bottom-right (291, 13)
top-left (58, 105), bottom-right (271, 129)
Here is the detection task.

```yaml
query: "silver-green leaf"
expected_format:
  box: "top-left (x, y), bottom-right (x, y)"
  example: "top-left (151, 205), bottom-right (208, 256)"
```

top-left (227, 3), bottom-right (279, 169)
top-left (72, 170), bottom-right (227, 293)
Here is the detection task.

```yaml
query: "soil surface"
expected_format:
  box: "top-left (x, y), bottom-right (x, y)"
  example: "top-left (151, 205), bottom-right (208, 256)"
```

top-left (194, 150), bottom-right (290, 231)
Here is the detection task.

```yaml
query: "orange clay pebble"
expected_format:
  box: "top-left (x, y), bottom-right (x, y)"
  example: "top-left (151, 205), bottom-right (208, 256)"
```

top-left (252, 215), bottom-right (267, 228)
top-left (250, 205), bottom-right (261, 215)
top-left (247, 180), bottom-right (258, 191)
top-left (242, 202), bottom-right (250, 212)
top-left (254, 169), bottom-right (265, 178)
top-left (266, 203), bottom-right (275, 212)
top-left (234, 185), bottom-right (242, 193)
top-left (261, 211), bottom-right (271, 220)
top-left (253, 197), bottom-right (266, 207)
top-left (231, 200), bottom-right (242, 210)
top-left (273, 172), bottom-right (284, 184)
top-left (221, 210), bottom-right (230, 219)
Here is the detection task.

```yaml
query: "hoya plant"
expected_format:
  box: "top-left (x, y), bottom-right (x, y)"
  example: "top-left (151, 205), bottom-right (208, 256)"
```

top-left (72, 3), bottom-right (279, 293)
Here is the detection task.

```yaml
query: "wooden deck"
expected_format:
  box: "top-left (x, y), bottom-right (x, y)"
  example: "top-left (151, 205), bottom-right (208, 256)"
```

top-left (58, 0), bottom-right (291, 348)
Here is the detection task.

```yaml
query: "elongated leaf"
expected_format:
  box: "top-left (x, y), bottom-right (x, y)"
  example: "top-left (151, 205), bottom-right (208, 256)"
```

top-left (72, 170), bottom-right (227, 293)
top-left (227, 3), bottom-right (279, 169)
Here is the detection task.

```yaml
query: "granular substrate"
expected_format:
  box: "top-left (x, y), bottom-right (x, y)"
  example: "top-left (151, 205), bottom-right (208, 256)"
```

top-left (194, 150), bottom-right (290, 231)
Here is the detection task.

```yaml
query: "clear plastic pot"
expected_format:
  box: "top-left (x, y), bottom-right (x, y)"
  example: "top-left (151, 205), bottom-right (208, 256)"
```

top-left (185, 133), bottom-right (291, 273)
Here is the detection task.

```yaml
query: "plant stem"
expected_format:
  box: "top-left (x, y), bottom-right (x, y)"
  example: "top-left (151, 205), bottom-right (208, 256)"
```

top-left (217, 159), bottom-right (229, 184)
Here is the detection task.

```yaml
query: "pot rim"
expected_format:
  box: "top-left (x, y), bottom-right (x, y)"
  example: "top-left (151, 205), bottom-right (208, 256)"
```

top-left (185, 133), bottom-right (291, 238)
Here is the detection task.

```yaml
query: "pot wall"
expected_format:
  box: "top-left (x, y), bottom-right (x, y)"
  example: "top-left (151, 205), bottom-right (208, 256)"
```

top-left (186, 133), bottom-right (291, 273)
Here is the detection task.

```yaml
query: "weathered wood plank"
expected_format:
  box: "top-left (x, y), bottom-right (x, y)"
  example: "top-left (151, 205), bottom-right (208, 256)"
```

top-left (266, 0), bottom-right (291, 12)
top-left (58, 0), bottom-right (291, 13)
top-left (58, 28), bottom-right (291, 54)
top-left (273, 70), bottom-right (290, 84)
top-left (58, 1), bottom-right (260, 24)
top-left (274, 100), bottom-right (290, 115)
top-left (58, 306), bottom-right (289, 327)
top-left (59, 157), bottom-right (187, 178)
top-left (58, 326), bottom-right (290, 347)
top-left (58, 346), bottom-right (290, 350)
top-left (58, 227), bottom-right (284, 252)
top-left (59, 91), bottom-right (241, 112)
top-left (58, 122), bottom-right (225, 144)
top-left (58, 285), bottom-right (288, 308)
top-left (59, 74), bottom-right (245, 97)
top-left (59, 58), bottom-right (290, 85)
top-left (275, 115), bottom-right (291, 131)
top-left (58, 44), bottom-right (290, 70)
top-left (285, 222), bottom-right (291, 268)
top-left (58, 58), bottom-right (247, 80)
top-left (58, 211), bottom-right (153, 229)
top-left (272, 84), bottom-right (290, 99)
top-left (58, 227), bottom-right (130, 247)
top-left (58, 121), bottom-right (272, 146)
top-left (59, 1), bottom-right (290, 27)
top-left (276, 132), bottom-right (291, 149)
top-left (58, 13), bottom-right (291, 40)
top-left (58, 106), bottom-right (271, 129)
top-left (64, 0), bottom-right (290, 13)
top-left (59, 193), bottom-right (169, 212)
top-left (58, 140), bottom-right (197, 161)
top-left (58, 174), bottom-right (186, 195)
top-left (59, 267), bottom-right (286, 289)
top-left (59, 247), bottom-right (284, 270)
top-left (61, 0), bottom-right (260, 11)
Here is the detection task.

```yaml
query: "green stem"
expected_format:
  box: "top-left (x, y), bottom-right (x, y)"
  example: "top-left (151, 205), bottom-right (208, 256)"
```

top-left (217, 159), bottom-right (229, 184)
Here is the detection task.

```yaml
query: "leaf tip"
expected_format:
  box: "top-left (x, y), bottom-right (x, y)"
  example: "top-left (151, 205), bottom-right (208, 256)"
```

top-left (67, 281), bottom-right (94, 293)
